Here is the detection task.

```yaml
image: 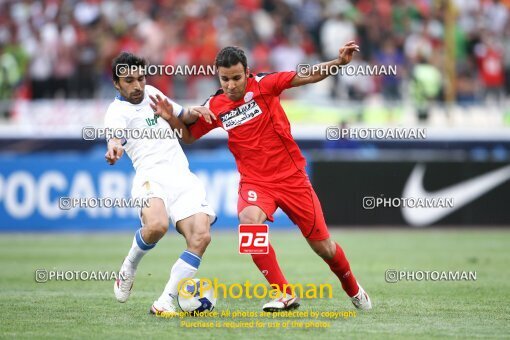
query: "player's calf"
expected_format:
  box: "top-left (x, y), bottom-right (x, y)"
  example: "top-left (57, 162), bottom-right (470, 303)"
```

top-left (185, 228), bottom-right (211, 256)
top-left (154, 213), bottom-right (211, 309)
top-left (179, 212), bottom-right (211, 256)
top-left (114, 199), bottom-right (168, 303)
top-left (307, 238), bottom-right (336, 259)
top-left (309, 239), bottom-right (373, 309)
top-left (114, 228), bottom-right (158, 303)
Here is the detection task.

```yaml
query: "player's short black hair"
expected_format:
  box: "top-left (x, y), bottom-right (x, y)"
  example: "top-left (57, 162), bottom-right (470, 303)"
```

top-left (111, 52), bottom-right (147, 82)
top-left (215, 46), bottom-right (247, 72)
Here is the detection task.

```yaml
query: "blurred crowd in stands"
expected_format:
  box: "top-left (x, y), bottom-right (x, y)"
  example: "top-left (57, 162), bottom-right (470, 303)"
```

top-left (0, 0), bottom-right (509, 107)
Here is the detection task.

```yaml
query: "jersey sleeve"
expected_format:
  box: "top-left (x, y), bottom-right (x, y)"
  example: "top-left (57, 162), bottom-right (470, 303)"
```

top-left (257, 71), bottom-right (297, 96)
top-left (104, 104), bottom-right (128, 143)
top-left (147, 85), bottom-right (184, 117)
top-left (188, 116), bottom-right (219, 140)
top-left (104, 105), bottom-right (127, 130)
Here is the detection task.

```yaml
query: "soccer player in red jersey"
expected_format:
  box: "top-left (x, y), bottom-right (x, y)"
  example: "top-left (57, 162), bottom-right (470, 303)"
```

top-left (150, 41), bottom-right (372, 312)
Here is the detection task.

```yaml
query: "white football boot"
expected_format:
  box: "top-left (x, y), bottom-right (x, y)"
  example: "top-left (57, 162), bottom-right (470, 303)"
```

top-left (150, 298), bottom-right (179, 318)
top-left (114, 260), bottom-right (136, 303)
top-left (262, 293), bottom-right (301, 312)
top-left (351, 282), bottom-right (372, 310)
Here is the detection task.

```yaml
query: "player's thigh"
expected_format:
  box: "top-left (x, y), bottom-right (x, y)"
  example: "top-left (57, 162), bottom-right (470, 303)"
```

top-left (132, 177), bottom-right (170, 230)
top-left (167, 173), bottom-right (216, 228)
top-left (238, 182), bottom-right (277, 223)
top-left (278, 180), bottom-right (330, 241)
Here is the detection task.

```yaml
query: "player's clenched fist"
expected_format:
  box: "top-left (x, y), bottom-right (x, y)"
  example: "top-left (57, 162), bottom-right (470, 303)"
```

top-left (338, 41), bottom-right (360, 65)
top-left (105, 139), bottom-right (124, 165)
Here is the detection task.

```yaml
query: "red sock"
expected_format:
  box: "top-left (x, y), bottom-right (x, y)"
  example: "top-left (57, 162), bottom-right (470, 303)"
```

top-left (251, 243), bottom-right (292, 295)
top-left (324, 243), bottom-right (359, 297)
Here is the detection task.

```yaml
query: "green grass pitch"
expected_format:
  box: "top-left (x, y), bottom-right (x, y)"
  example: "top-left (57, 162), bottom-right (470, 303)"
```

top-left (0, 229), bottom-right (509, 339)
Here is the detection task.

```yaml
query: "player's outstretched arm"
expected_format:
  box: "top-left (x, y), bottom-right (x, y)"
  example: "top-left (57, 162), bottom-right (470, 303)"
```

top-left (149, 94), bottom-right (197, 144)
top-left (105, 138), bottom-right (124, 165)
top-left (290, 40), bottom-right (360, 87)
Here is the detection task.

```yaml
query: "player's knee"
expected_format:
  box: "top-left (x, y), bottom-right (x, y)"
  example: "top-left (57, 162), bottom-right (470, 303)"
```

top-left (239, 210), bottom-right (261, 224)
top-left (145, 218), bottom-right (168, 239)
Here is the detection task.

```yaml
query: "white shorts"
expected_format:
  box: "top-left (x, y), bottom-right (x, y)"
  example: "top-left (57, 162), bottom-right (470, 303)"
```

top-left (131, 167), bottom-right (216, 227)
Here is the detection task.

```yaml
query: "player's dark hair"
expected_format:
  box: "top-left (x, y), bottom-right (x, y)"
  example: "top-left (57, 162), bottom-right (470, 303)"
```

top-left (111, 52), bottom-right (147, 82)
top-left (215, 46), bottom-right (247, 72)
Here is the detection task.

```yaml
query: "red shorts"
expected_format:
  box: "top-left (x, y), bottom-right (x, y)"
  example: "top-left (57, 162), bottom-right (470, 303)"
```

top-left (237, 170), bottom-right (330, 241)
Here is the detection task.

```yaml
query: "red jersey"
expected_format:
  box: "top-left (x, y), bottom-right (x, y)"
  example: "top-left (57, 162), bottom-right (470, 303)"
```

top-left (189, 71), bottom-right (306, 182)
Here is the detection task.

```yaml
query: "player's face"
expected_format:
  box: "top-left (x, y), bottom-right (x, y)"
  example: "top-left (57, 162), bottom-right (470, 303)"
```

top-left (114, 69), bottom-right (146, 104)
top-left (218, 63), bottom-right (248, 101)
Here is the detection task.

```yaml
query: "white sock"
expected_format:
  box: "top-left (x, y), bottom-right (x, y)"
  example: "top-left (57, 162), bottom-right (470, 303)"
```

top-left (123, 228), bottom-right (157, 270)
top-left (157, 250), bottom-right (201, 305)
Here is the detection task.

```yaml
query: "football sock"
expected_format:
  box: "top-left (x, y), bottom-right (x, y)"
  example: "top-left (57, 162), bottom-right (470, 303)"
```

top-left (251, 243), bottom-right (292, 295)
top-left (123, 228), bottom-right (156, 270)
top-left (157, 250), bottom-right (201, 305)
top-left (324, 242), bottom-right (359, 297)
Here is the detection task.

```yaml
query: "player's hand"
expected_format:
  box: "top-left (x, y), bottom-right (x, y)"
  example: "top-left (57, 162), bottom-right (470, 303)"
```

top-left (149, 94), bottom-right (174, 120)
top-left (338, 41), bottom-right (360, 65)
top-left (189, 106), bottom-right (217, 124)
top-left (105, 139), bottom-right (124, 165)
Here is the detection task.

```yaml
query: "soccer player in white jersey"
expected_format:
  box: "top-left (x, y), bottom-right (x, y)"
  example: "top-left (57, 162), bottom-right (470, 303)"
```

top-left (104, 52), bottom-right (217, 317)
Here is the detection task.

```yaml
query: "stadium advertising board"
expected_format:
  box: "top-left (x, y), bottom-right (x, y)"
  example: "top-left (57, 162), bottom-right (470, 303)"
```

top-left (313, 160), bottom-right (510, 226)
top-left (0, 150), bottom-right (292, 231)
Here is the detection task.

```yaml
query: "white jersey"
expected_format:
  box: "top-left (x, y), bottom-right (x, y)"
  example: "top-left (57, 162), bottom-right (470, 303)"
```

top-left (104, 85), bottom-right (188, 173)
top-left (104, 85), bottom-right (216, 226)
